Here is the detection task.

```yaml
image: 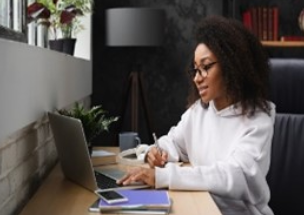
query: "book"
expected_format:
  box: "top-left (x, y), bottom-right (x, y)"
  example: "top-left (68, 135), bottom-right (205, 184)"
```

top-left (267, 7), bottom-right (273, 41)
top-left (98, 208), bottom-right (170, 214)
top-left (273, 7), bottom-right (279, 41)
top-left (242, 9), bottom-right (252, 31)
top-left (257, 7), bottom-right (263, 40)
top-left (89, 199), bottom-right (169, 215)
top-left (97, 190), bottom-right (172, 212)
top-left (245, 6), bottom-right (279, 42)
top-left (250, 7), bottom-right (258, 38)
top-left (91, 149), bottom-right (117, 166)
top-left (101, 209), bottom-right (170, 214)
top-left (280, 36), bottom-right (304, 41)
top-left (262, 7), bottom-right (268, 41)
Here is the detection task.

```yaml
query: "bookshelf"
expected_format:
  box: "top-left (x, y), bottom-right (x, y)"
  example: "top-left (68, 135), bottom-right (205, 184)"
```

top-left (241, 4), bottom-right (304, 52)
top-left (242, 6), bottom-right (279, 42)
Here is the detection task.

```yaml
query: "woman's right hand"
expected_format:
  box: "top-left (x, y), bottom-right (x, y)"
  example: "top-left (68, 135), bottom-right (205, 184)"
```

top-left (146, 146), bottom-right (168, 168)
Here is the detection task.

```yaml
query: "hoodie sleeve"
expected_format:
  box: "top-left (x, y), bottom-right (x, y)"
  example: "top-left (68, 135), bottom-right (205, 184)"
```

top-left (156, 107), bottom-right (194, 163)
top-left (155, 107), bottom-right (275, 206)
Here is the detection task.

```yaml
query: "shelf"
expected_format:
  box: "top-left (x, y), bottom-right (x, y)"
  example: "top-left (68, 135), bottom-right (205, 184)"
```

top-left (261, 41), bottom-right (304, 47)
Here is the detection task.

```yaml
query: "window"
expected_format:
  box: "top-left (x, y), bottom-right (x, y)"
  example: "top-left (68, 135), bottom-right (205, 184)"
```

top-left (0, 0), bottom-right (27, 42)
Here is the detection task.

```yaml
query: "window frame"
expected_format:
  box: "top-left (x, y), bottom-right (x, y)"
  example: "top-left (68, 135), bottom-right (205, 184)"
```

top-left (0, 0), bottom-right (27, 43)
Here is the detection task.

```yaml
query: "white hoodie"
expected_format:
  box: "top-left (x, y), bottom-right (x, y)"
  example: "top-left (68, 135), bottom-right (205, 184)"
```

top-left (155, 100), bottom-right (276, 215)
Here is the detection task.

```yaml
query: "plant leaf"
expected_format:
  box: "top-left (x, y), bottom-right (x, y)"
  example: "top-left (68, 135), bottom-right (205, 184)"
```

top-left (57, 102), bottom-right (119, 143)
top-left (27, 2), bottom-right (51, 23)
top-left (60, 10), bottom-right (76, 25)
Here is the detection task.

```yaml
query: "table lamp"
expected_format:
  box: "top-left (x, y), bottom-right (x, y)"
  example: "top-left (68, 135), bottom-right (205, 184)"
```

top-left (106, 8), bottom-right (165, 142)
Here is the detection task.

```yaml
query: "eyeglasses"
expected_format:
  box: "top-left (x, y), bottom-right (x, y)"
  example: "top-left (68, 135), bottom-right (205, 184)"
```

top-left (188, 61), bottom-right (217, 78)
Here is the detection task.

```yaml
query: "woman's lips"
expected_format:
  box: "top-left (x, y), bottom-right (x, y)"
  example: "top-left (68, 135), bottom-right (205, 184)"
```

top-left (198, 86), bottom-right (208, 96)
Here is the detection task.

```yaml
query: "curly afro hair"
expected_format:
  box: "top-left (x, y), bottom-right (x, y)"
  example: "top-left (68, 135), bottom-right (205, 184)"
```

top-left (187, 15), bottom-right (271, 116)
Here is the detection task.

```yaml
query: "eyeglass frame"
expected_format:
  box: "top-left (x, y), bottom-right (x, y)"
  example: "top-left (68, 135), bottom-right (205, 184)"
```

top-left (188, 61), bottom-right (217, 78)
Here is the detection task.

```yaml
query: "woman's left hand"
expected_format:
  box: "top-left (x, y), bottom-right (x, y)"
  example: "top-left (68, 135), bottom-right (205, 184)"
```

top-left (117, 167), bottom-right (156, 187)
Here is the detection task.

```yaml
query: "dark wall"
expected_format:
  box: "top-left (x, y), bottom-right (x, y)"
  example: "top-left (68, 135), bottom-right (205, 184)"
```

top-left (92, 0), bottom-right (304, 146)
top-left (92, 0), bottom-right (223, 146)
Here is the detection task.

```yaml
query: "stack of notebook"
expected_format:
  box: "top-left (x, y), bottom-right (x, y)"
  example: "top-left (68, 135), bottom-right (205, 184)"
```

top-left (89, 190), bottom-right (172, 214)
top-left (91, 148), bottom-right (117, 166)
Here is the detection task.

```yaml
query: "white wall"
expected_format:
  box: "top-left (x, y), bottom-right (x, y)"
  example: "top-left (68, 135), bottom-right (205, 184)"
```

top-left (0, 38), bottom-right (92, 144)
top-left (74, 14), bottom-right (92, 60)
top-left (74, 1), bottom-right (92, 60)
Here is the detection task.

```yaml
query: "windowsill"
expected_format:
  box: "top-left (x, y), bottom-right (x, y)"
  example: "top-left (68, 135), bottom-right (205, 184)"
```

top-left (0, 26), bottom-right (27, 43)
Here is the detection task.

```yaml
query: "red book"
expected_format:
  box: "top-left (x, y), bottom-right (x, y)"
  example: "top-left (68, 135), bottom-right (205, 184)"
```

top-left (250, 7), bottom-right (258, 38)
top-left (280, 36), bottom-right (304, 41)
top-left (273, 7), bottom-right (279, 41)
top-left (262, 7), bottom-right (268, 40)
top-left (268, 7), bottom-right (273, 41)
top-left (257, 7), bottom-right (263, 40)
top-left (242, 10), bottom-right (252, 31)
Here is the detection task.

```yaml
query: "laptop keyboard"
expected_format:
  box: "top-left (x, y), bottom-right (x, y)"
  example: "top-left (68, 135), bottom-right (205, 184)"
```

top-left (94, 171), bottom-right (121, 189)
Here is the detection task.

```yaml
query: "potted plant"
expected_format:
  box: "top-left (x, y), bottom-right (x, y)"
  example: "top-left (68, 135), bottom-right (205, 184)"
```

top-left (27, 0), bottom-right (93, 54)
top-left (57, 102), bottom-right (119, 155)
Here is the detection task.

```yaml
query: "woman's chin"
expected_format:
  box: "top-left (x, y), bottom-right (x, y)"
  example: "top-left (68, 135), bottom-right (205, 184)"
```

top-left (200, 96), bottom-right (210, 104)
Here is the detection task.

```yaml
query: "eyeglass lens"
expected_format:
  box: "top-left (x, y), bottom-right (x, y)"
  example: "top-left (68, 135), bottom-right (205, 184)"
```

top-left (188, 62), bottom-right (217, 77)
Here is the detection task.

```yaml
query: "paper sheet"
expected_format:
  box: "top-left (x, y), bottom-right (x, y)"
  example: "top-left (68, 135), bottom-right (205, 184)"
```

top-left (92, 149), bottom-right (116, 157)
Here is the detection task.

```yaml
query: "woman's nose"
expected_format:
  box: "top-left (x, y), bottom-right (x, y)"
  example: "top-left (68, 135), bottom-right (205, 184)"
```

top-left (194, 72), bottom-right (204, 83)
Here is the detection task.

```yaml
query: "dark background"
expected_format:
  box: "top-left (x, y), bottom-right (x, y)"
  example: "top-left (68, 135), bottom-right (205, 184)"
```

top-left (91, 0), bottom-right (304, 146)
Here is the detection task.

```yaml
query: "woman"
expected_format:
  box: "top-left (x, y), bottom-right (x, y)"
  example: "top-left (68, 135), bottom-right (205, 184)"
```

top-left (117, 16), bottom-right (275, 215)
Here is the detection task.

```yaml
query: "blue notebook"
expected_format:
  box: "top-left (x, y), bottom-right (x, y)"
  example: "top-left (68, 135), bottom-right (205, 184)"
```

top-left (98, 190), bottom-right (171, 210)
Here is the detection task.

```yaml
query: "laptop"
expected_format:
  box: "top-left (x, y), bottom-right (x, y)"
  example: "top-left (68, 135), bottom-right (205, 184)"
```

top-left (48, 112), bottom-right (149, 192)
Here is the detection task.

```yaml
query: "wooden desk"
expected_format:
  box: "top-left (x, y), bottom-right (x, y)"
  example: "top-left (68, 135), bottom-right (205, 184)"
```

top-left (19, 147), bottom-right (222, 215)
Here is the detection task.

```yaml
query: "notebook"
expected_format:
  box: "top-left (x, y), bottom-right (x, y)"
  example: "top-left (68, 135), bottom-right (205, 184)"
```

top-left (89, 190), bottom-right (171, 214)
top-left (98, 190), bottom-right (171, 210)
top-left (48, 112), bottom-right (150, 192)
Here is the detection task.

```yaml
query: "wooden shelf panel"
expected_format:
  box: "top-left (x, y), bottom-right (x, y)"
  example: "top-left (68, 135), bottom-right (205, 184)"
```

top-left (261, 41), bottom-right (304, 47)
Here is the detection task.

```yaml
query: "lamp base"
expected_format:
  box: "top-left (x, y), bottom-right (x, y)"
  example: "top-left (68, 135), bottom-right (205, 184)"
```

top-left (118, 70), bottom-right (154, 144)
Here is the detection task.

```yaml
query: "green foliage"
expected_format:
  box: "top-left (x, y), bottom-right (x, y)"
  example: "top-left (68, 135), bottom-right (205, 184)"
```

top-left (57, 102), bottom-right (119, 143)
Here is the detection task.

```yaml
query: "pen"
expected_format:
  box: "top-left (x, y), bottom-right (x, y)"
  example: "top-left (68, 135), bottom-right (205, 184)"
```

top-left (152, 132), bottom-right (167, 167)
top-left (152, 132), bottom-right (162, 154)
